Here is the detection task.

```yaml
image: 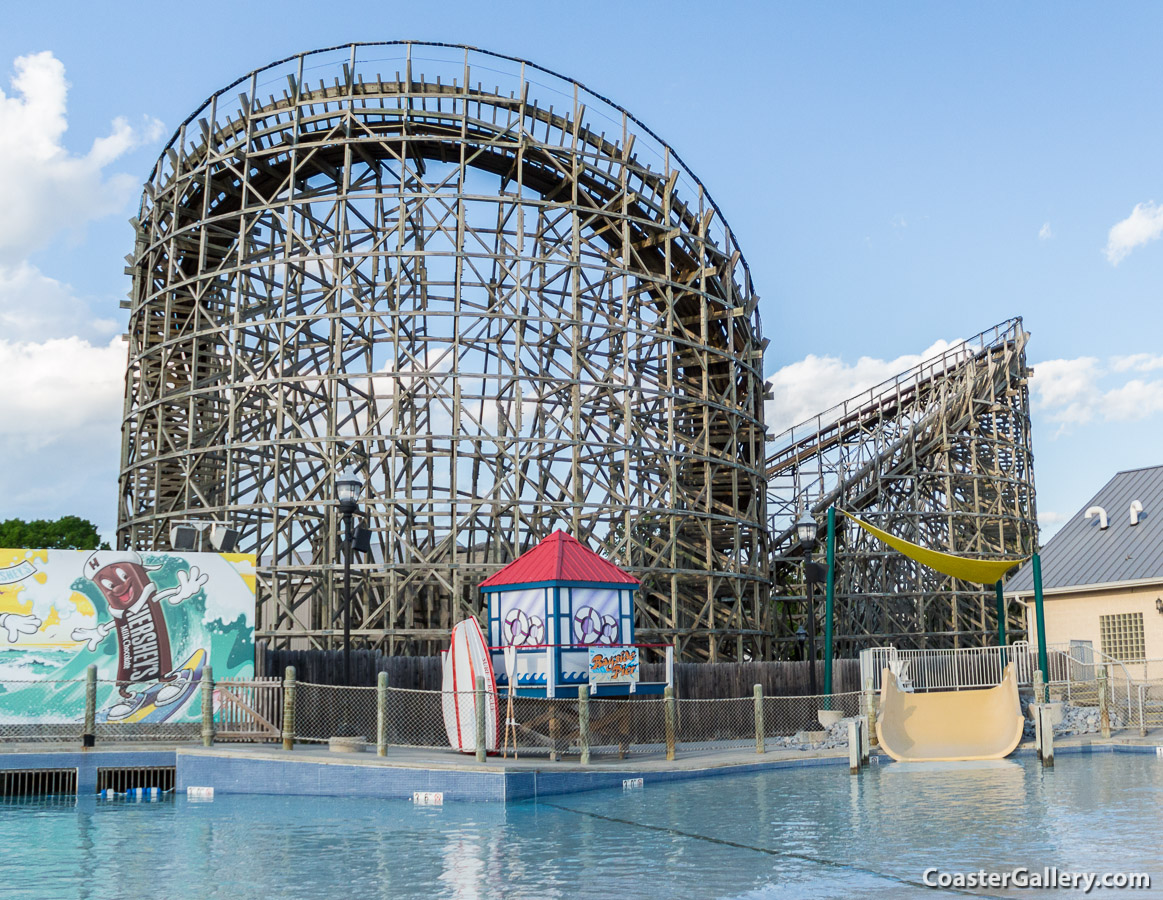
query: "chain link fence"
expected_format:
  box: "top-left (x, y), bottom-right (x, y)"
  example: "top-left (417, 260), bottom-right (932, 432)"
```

top-left (294, 683), bottom-right (378, 743)
top-left (1132, 680), bottom-right (1163, 733)
top-left (0, 679), bottom-right (86, 743)
top-left (0, 677), bottom-right (203, 743)
top-left (675, 697), bottom-right (754, 748)
top-left (9, 669), bottom-right (1163, 753)
top-left (763, 691), bottom-right (862, 738)
top-left (94, 680), bottom-right (204, 742)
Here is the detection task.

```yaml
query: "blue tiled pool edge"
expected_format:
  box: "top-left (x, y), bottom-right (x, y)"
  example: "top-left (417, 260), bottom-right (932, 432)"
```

top-left (1, 742), bottom-right (1157, 802)
top-left (174, 750), bottom-right (851, 802)
top-left (0, 750), bottom-right (177, 793)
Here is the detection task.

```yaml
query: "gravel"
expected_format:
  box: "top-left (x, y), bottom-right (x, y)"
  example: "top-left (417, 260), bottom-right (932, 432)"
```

top-left (1020, 700), bottom-right (1122, 738)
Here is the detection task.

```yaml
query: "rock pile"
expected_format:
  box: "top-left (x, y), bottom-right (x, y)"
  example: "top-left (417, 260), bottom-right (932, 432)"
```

top-left (1020, 701), bottom-right (1121, 738)
top-left (769, 719), bottom-right (854, 751)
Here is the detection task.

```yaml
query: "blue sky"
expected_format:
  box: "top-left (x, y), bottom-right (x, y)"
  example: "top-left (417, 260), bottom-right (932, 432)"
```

top-left (1, 1), bottom-right (1160, 542)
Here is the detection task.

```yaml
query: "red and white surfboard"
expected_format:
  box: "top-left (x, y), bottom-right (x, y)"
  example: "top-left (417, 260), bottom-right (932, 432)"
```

top-left (441, 617), bottom-right (499, 753)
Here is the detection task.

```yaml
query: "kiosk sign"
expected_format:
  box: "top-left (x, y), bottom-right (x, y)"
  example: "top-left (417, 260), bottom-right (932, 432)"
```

top-left (588, 646), bottom-right (640, 684)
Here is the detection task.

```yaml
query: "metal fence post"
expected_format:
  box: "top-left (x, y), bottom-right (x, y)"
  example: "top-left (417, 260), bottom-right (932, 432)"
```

top-left (201, 665), bottom-right (215, 747)
top-left (579, 684), bottom-right (590, 765)
top-left (475, 675), bottom-right (487, 763)
top-left (82, 665), bottom-right (97, 748)
top-left (282, 666), bottom-right (296, 751)
top-left (753, 684), bottom-right (765, 754)
top-left (664, 685), bottom-right (676, 761)
top-left (377, 671), bottom-right (388, 757)
top-left (1098, 666), bottom-right (1111, 738)
top-left (1139, 684), bottom-right (1147, 738)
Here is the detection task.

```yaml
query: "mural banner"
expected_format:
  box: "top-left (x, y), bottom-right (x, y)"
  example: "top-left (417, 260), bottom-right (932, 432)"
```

top-left (0, 549), bottom-right (255, 725)
top-left (587, 646), bottom-right (640, 684)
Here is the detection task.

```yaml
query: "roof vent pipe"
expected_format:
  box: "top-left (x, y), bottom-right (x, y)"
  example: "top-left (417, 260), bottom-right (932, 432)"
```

top-left (1130, 500), bottom-right (1143, 526)
top-left (1085, 506), bottom-right (1108, 529)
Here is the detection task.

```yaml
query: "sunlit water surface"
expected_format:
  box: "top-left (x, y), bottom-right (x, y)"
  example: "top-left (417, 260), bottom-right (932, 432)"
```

top-left (2, 754), bottom-right (1160, 899)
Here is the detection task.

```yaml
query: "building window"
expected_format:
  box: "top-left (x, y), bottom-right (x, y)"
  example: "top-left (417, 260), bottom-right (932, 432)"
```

top-left (1099, 612), bottom-right (1146, 662)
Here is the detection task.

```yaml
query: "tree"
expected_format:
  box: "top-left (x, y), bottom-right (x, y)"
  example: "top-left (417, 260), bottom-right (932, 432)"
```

top-left (0, 516), bottom-right (110, 550)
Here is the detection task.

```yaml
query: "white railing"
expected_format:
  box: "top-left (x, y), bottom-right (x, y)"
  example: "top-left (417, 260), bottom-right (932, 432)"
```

top-left (860, 642), bottom-right (1134, 712)
top-left (1020, 641), bottom-right (1134, 712)
top-left (860, 645), bottom-right (1012, 693)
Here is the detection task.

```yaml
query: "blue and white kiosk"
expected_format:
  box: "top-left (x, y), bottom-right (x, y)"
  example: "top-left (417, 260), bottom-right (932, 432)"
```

top-left (480, 530), bottom-right (672, 697)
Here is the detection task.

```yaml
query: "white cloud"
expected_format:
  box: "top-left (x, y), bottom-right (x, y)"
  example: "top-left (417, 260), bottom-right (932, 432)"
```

top-left (0, 336), bottom-right (126, 450)
top-left (1038, 222), bottom-right (1053, 240)
top-left (0, 51), bottom-right (163, 265)
top-left (765, 339), bottom-right (960, 435)
top-left (0, 336), bottom-right (125, 539)
top-left (768, 344), bottom-right (1163, 444)
top-left (1104, 201), bottom-right (1163, 265)
top-left (1109, 353), bottom-right (1163, 373)
top-left (1101, 378), bottom-right (1163, 421)
top-left (0, 261), bottom-right (117, 342)
top-left (0, 51), bottom-right (160, 538)
top-left (1031, 353), bottom-right (1163, 428)
top-left (1029, 357), bottom-right (1103, 426)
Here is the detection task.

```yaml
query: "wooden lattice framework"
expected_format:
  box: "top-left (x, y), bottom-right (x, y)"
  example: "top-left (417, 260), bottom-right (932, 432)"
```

top-left (767, 319), bottom-right (1038, 656)
top-left (117, 42), bottom-right (770, 661)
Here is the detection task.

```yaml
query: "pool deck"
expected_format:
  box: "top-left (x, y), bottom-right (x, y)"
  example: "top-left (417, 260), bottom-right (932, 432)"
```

top-left (2, 731), bottom-right (1162, 801)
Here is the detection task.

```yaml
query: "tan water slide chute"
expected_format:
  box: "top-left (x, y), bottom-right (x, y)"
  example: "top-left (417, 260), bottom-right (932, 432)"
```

top-left (876, 663), bottom-right (1026, 762)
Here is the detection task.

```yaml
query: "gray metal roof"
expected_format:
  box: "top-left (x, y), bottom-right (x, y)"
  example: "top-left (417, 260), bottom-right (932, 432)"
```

top-left (1007, 465), bottom-right (1163, 594)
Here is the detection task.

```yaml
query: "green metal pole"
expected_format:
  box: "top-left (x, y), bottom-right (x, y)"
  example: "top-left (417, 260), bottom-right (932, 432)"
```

top-left (822, 506), bottom-right (836, 710)
top-left (994, 579), bottom-right (1006, 667)
top-left (1032, 552), bottom-right (1049, 702)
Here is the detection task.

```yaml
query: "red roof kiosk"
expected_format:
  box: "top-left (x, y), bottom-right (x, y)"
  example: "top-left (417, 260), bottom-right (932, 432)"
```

top-left (480, 531), bottom-right (667, 697)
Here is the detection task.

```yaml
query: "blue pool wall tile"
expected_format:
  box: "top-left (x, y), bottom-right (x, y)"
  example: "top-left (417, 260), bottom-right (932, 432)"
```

top-left (176, 755), bottom-right (511, 802)
top-left (0, 750), bottom-right (176, 793)
top-left (1, 741), bottom-right (1157, 802)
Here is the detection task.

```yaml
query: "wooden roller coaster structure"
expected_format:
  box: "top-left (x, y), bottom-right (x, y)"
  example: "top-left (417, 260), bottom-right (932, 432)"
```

top-left (767, 318), bottom-right (1038, 656)
top-left (117, 42), bottom-right (770, 661)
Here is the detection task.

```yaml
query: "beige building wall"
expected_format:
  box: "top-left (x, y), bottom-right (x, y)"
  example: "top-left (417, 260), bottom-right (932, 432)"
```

top-left (1022, 582), bottom-right (1163, 663)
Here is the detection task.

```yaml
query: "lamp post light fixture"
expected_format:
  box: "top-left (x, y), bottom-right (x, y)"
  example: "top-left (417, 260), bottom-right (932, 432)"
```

top-left (795, 511), bottom-right (819, 696)
top-left (336, 465), bottom-right (364, 686)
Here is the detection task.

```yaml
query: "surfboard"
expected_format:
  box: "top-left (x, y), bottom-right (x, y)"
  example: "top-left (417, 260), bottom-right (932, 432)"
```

top-left (97, 648), bottom-right (208, 724)
top-left (441, 618), bottom-right (499, 753)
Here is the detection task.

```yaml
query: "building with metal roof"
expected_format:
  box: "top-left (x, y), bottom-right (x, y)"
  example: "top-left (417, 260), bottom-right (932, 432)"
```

top-left (1007, 465), bottom-right (1163, 669)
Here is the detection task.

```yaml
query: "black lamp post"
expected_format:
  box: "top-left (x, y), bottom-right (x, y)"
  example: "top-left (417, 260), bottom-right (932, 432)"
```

top-left (795, 511), bottom-right (818, 696)
top-left (336, 465), bottom-right (363, 686)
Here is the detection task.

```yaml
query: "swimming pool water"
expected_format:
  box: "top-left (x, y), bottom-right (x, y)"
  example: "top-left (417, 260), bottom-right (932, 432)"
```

top-left (3, 754), bottom-right (1160, 899)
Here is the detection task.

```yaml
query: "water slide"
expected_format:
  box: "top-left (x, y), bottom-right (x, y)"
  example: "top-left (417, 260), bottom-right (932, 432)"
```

top-left (876, 663), bottom-right (1025, 762)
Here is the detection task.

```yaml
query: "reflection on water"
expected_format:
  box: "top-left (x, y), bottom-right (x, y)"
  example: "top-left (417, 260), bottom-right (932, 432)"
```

top-left (0, 755), bottom-right (1159, 899)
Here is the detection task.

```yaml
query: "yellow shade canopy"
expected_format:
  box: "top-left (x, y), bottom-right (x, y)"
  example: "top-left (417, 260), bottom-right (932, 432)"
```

top-left (841, 510), bottom-right (1027, 585)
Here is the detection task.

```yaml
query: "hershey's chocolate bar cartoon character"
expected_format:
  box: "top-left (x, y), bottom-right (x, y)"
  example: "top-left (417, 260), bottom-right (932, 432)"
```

top-left (71, 550), bottom-right (207, 717)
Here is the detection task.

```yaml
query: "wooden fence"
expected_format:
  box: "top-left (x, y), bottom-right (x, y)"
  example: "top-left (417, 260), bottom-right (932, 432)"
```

top-left (257, 643), bottom-right (859, 698)
top-left (214, 678), bottom-right (283, 741)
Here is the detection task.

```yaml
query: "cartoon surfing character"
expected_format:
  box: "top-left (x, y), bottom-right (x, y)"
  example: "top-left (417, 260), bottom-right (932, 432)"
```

top-left (71, 550), bottom-right (208, 720)
top-left (0, 612), bottom-right (41, 643)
